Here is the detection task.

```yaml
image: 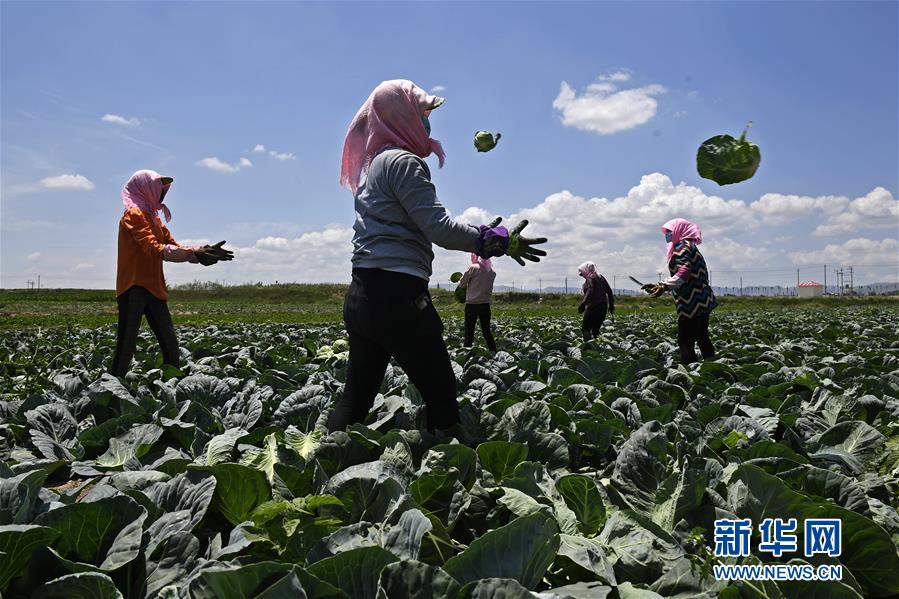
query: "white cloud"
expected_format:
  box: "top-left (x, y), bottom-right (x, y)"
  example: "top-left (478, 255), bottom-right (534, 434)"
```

top-left (791, 237), bottom-right (899, 268)
top-left (40, 174), bottom-right (95, 191)
top-left (183, 174), bottom-right (764, 288)
top-left (431, 85), bottom-right (447, 93)
top-left (101, 113), bottom-right (140, 126)
top-left (27, 252), bottom-right (41, 262)
top-left (176, 225), bottom-right (354, 284)
top-left (269, 150), bottom-right (296, 161)
top-left (598, 70), bottom-right (631, 82)
top-left (553, 72), bottom-right (666, 134)
top-left (75, 262), bottom-right (94, 271)
top-left (154, 174), bottom-right (896, 290)
top-left (750, 187), bottom-right (898, 235)
top-left (252, 144), bottom-right (297, 161)
top-left (751, 192), bottom-right (848, 225)
top-left (672, 110), bottom-right (688, 118)
top-left (196, 157), bottom-right (252, 173)
top-left (813, 187), bottom-right (898, 236)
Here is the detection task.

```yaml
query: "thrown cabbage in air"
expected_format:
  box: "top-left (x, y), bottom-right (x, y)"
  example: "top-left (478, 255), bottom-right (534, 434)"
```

top-left (474, 131), bottom-right (501, 152)
top-left (696, 122), bottom-right (761, 185)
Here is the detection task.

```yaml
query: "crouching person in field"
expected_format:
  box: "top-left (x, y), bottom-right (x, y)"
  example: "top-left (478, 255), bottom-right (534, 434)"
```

top-left (110, 170), bottom-right (233, 377)
top-left (460, 253), bottom-right (498, 352)
top-left (577, 261), bottom-right (615, 341)
top-left (328, 79), bottom-right (547, 436)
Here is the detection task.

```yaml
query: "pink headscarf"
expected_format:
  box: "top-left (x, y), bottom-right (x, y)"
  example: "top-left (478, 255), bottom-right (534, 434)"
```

top-left (122, 169), bottom-right (172, 222)
top-left (340, 79), bottom-right (446, 195)
top-left (662, 218), bottom-right (702, 262)
top-left (578, 261), bottom-right (597, 278)
top-left (471, 253), bottom-right (492, 270)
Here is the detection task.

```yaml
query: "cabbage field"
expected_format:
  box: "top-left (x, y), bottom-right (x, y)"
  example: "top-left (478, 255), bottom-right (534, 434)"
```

top-left (1, 308), bottom-right (898, 598)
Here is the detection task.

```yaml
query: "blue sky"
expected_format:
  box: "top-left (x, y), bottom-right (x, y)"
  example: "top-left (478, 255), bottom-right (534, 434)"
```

top-left (2, 1), bottom-right (897, 290)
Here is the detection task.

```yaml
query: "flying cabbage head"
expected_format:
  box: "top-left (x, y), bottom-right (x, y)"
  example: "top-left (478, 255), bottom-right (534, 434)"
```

top-left (474, 131), bottom-right (502, 153)
top-left (696, 122), bottom-right (761, 185)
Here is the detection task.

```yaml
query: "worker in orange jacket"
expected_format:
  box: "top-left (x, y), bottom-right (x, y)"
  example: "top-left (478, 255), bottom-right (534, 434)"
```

top-left (110, 170), bottom-right (233, 377)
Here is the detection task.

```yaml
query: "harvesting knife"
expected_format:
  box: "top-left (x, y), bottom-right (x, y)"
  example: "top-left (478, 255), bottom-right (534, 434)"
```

top-left (629, 276), bottom-right (657, 293)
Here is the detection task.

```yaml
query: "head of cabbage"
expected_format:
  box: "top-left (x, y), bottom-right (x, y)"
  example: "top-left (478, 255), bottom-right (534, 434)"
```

top-left (696, 122), bottom-right (760, 185)
top-left (474, 131), bottom-right (501, 153)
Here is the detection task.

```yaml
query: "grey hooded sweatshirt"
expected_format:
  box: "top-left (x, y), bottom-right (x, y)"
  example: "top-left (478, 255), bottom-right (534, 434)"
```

top-left (351, 148), bottom-right (480, 280)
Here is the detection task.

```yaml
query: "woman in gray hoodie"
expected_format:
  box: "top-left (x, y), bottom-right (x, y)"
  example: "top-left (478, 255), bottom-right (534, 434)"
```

top-left (328, 80), bottom-right (546, 434)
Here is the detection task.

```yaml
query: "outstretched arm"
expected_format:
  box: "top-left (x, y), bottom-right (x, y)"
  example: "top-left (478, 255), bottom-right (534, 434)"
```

top-left (159, 222), bottom-right (199, 263)
top-left (123, 210), bottom-right (197, 263)
top-left (390, 154), bottom-right (479, 252)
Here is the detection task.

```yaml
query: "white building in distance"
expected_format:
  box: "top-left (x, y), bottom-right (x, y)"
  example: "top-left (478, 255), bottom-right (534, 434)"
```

top-left (798, 281), bottom-right (824, 298)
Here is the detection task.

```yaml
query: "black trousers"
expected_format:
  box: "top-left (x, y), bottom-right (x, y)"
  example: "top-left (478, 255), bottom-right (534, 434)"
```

top-left (110, 285), bottom-right (180, 377)
top-left (464, 303), bottom-right (497, 352)
top-left (582, 303), bottom-right (608, 341)
top-left (677, 314), bottom-right (715, 364)
top-left (327, 268), bottom-right (460, 433)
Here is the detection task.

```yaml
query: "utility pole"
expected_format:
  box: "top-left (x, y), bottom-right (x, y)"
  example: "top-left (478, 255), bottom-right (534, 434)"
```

top-left (740, 276), bottom-right (743, 296)
top-left (565, 276), bottom-right (568, 294)
top-left (658, 272), bottom-right (662, 282)
top-left (38, 275), bottom-right (41, 290)
top-left (824, 264), bottom-right (827, 295)
top-left (539, 278), bottom-right (542, 293)
top-left (613, 274), bottom-right (617, 291)
top-left (848, 266), bottom-right (853, 294)
top-left (796, 268), bottom-right (800, 290)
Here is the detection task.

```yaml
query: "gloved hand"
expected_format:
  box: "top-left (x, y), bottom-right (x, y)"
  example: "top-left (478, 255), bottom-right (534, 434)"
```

top-left (205, 240), bottom-right (234, 261)
top-left (649, 284), bottom-right (667, 298)
top-left (475, 218), bottom-right (548, 266)
top-left (475, 215), bottom-right (510, 258)
top-left (506, 220), bottom-right (548, 266)
top-left (195, 250), bottom-right (218, 266)
top-left (577, 303), bottom-right (586, 314)
top-left (195, 241), bottom-right (234, 267)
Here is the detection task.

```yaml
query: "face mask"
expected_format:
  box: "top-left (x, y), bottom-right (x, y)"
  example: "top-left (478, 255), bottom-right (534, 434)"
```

top-left (665, 231), bottom-right (673, 243)
top-left (421, 116), bottom-right (431, 136)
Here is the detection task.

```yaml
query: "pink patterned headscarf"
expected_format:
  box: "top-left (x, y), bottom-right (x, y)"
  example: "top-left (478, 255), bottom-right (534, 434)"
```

top-left (578, 261), bottom-right (596, 278)
top-left (340, 79), bottom-right (446, 195)
top-left (662, 218), bottom-right (702, 262)
top-left (471, 253), bottom-right (492, 270)
top-left (122, 170), bottom-right (172, 222)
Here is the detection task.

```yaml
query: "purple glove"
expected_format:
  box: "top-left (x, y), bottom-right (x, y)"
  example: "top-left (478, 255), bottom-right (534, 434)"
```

top-left (476, 225), bottom-right (509, 258)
